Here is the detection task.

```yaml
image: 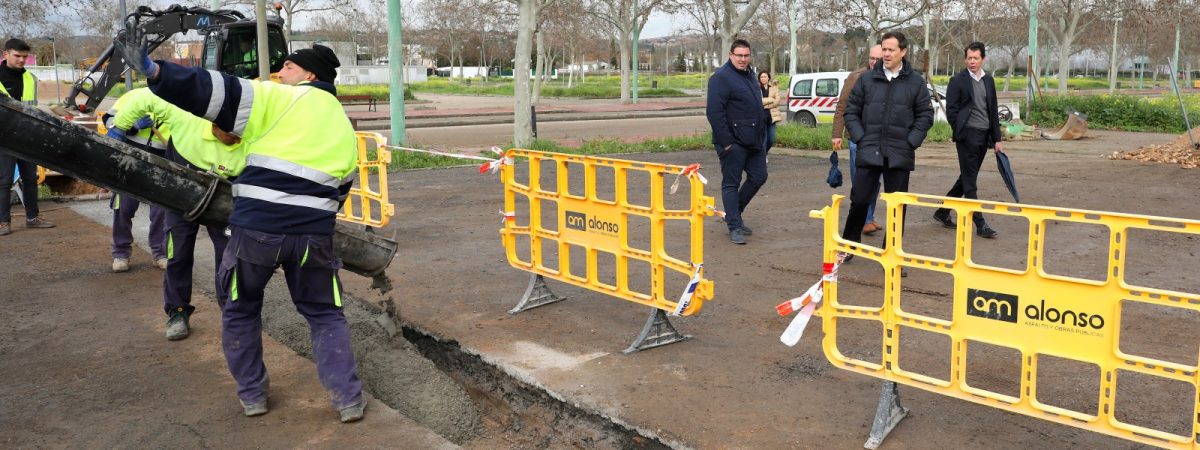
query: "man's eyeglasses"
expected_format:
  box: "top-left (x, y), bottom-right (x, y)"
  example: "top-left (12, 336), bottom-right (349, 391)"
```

top-left (868, 57), bottom-right (880, 62)
top-left (731, 53), bottom-right (752, 59)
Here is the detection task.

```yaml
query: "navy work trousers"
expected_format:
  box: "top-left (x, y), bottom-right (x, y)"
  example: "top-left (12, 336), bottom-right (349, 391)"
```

top-left (111, 192), bottom-right (166, 260)
top-left (0, 155), bottom-right (39, 222)
top-left (716, 143), bottom-right (768, 231)
top-left (163, 210), bottom-right (229, 315)
top-left (217, 226), bottom-right (362, 409)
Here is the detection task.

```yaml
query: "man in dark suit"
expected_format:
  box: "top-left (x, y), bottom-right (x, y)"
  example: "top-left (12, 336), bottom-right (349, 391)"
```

top-left (933, 41), bottom-right (1002, 238)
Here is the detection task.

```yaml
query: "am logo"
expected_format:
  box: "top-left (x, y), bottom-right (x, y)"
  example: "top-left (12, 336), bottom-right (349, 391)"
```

top-left (965, 288), bottom-right (1018, 323)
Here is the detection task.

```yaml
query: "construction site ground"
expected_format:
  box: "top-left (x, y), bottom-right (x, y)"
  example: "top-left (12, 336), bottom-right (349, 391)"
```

top-left (6, 87), bottom-right (1200, 448)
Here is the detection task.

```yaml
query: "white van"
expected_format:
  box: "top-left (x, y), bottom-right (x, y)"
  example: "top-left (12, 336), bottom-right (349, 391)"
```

top-left (785, 71), bottom-right (948, 126)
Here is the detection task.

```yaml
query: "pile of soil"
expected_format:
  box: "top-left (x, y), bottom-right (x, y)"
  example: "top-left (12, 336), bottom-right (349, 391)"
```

top-left (1110, 125), bottom-right (1200, 167)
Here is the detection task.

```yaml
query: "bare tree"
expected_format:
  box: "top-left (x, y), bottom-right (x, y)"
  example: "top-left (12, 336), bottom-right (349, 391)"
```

top-left (678, 0), bottom-right (722, 72)
top-left (1036, 0), bottom-right (1101, 93)
top-left (589, 0), bottom-right (674, 103)
top-left (715, 0), bottom-right (766, 59)
top-left (817, 0), bottom-right (931, 45)
top-left (744, 0), bottom-right (788, 74)
top-left (227, 0), bottom-right (355, 42)
top-left (510, 0), bottom-right (557, 146)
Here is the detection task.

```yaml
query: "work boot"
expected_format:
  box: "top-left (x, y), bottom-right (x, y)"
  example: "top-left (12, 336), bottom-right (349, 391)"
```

top-left (112, 258), bottom-right (130, 273)
top-left (339, 402), bottom-right (366, 423)
top-left (240, 399), bottom-right (268, 417)
top-left (165, 307), bottom-right (190, 341)
top-left (155, 257), bottom-right (168, 270)
top-left (729, 228), bottom-right (746, 245)
top-left (0, 222), bottom-right (10, 236)
top-left (25, 216), bottom-right (55, 229)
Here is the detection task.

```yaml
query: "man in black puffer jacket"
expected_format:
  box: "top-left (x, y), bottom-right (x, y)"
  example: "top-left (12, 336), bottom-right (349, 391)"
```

top-left (707, 39), bottom-right (769, 245)
top-left (842, 31), bottom-right (933, 245)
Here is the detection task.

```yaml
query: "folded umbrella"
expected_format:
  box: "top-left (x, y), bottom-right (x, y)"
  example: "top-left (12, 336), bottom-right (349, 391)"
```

top-left (995, 151), bottom-right (1020, 203)
top-left (826, 151), bottom-right (843, 188)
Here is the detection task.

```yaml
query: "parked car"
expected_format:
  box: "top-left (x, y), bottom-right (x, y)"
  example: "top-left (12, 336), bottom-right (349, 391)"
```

top-left (785, 71), bottom-right (947, 127)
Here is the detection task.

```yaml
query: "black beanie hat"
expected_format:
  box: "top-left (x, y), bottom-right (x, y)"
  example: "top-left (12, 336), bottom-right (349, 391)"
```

top-left (284, 44), bottom-right (340, 83)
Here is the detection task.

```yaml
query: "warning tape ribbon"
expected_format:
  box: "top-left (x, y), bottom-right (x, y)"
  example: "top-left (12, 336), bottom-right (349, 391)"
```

top-left (669, 163), bottom-right (708, 195)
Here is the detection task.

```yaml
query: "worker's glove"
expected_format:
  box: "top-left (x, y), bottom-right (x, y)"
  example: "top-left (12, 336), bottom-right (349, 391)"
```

top-left (133, 116), bottom-right (154, 132)
top-left (105, 126), bottom-right (128, 142)
top-left (119, 27), bottom-right (158, 80)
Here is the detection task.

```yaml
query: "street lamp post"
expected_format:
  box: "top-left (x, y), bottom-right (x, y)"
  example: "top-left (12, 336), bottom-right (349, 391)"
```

top-left (842, 45), bottom-right (848, 70)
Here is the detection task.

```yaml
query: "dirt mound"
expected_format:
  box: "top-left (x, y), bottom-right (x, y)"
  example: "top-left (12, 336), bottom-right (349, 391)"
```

top-left (1110, 125), bottom-right (1200, 167)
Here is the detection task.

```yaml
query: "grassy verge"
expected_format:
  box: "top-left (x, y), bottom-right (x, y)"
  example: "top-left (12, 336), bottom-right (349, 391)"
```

top-left (408, 78), bottom-right (688, 98)
top-left (1028, 94), bottom-right (1200, 132)
top-left (775, 122), bottom-right (952, 150)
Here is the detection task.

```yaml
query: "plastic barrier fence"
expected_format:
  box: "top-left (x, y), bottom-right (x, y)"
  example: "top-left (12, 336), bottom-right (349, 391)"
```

top-left (337, 132), bottom-right (394, 228)
top-left (810, 192), bottom-right (1200, 449)
top-left (500, 149), bottom-right (714, 316)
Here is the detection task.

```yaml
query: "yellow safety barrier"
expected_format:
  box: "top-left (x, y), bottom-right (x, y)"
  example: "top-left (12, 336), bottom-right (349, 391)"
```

top-left (500, 149), bottom-right (714, 352)
top-left (809, 192), bottom-right (1200, 449)
top-left (501, 149), bottom-right (714, 313)
top-left (337, 132), bottom-right (394, 228)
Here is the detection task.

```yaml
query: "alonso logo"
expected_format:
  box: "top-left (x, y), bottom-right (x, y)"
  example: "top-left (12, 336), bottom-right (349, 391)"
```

top-left (965, 289), bottom-right (1018, 323)
top-left (565, 210), bottom-right (619, 236)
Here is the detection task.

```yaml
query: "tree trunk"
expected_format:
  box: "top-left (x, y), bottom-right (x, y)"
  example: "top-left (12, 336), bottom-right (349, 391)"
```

top-left (1108, 20), bottom-right (1119, 94)
top-left (533, 27), bottom-right (545, 104)
top-left (513, 0), bottom-right (537, 147)
top-left (1005, 58), bottom-right (1014, 91)
top-left (1057, 42), bottom-right (1071, 94)
top-left (618, 35), bottom-right (632, 103)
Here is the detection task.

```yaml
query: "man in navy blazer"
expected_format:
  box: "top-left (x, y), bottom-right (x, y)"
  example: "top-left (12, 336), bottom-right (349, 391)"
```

top-left (706, 38), bottom-right (769, 245)
top-left (932, 41), bottom-right (1002, 238)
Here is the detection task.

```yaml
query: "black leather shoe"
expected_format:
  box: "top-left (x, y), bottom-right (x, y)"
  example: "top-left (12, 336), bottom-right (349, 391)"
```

top-left (976, 225), bottom-right (998, 239)
top-left (932, 209), bottom-right (955, 228)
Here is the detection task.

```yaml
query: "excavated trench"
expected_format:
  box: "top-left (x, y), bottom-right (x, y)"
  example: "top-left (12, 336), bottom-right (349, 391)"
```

top-left (259, 282), bottom-right (673, 449)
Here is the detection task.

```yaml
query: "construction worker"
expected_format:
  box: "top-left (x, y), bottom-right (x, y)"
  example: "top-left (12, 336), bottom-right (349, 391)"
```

top-left (107, 88), bottom-right (244, 341)
top-left (0, 38), bottom-right (55, 235)
top-left (101, 89), bottom-right (168, 272)
top-left (126, 44), bottom-right (364, 422)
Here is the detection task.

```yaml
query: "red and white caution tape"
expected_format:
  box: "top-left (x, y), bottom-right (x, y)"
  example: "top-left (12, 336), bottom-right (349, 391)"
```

top-left (671, 263), bottom-right (703, 316)
top-left (384, 145), bottom-right (511, 175)
top-left (499, 210), bottom-right (516, 223)
top-left (707, 205), bottom-right (725, 218)
top-left (777, 253), bottom-right (848, 347)
top-left (669, 163), bottom-right (708, 195)
top-left (479, 147), bottom-right (513, 174)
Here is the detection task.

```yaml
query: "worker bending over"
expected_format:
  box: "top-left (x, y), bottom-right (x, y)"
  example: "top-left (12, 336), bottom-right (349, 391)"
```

top-left (108, 88), bottom-right (245, 341)
top-left (125, 44), bottom-right (364, 422)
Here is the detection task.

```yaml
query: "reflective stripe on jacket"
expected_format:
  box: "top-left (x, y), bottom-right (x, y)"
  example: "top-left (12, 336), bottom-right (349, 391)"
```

top-left (150, 62), bottom-right (357, 235)
top-left (0, 68), bottom-right (37, 106)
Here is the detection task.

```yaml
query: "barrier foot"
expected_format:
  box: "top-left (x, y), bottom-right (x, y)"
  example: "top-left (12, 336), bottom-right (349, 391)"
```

top-left (623, 308), bottom-right (692, 354)
top-left (863, 381), bottom-right (909, 449)
top-left (508, 274), bottom-right (567, 314)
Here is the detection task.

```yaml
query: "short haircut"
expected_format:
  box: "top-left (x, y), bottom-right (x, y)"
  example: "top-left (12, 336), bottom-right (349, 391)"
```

top-left (730, 39), bottom-right (751, 54)
top-left (880, 32), bottom-right (908, 50)
top-left (965, 41), bottom-right (987, 59)
top-left (4, 39), bottom-right (31, 52)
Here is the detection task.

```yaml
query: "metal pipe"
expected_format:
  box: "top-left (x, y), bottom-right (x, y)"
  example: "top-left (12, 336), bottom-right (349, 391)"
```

top-left (0, 96), bottom-right (397, 277)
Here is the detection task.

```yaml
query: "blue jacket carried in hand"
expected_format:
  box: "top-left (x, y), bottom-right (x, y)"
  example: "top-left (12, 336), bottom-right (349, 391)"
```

top-left (706, 60), bottom-right (767, 151)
